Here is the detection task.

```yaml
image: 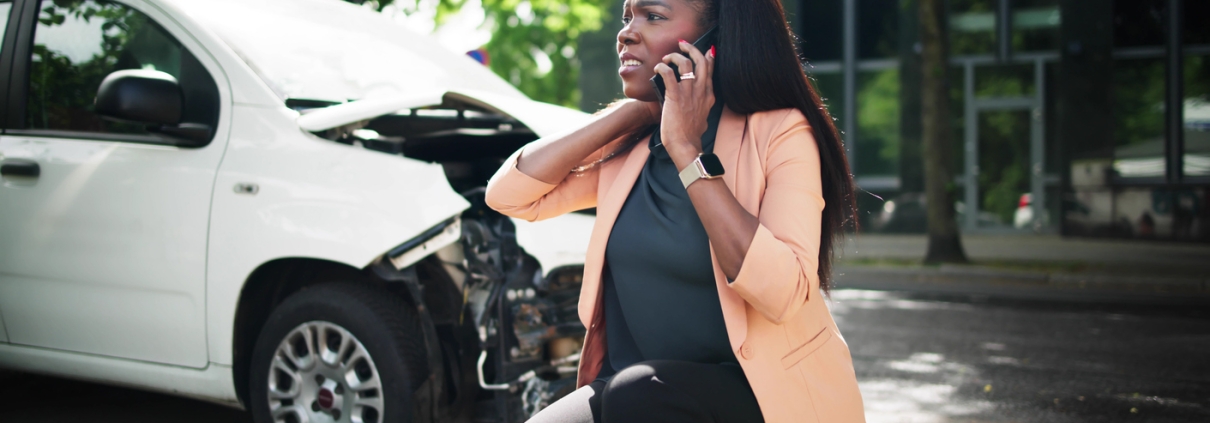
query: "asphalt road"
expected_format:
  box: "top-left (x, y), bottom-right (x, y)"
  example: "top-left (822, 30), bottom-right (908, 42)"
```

top-left (832, 289), bottom-right (1210, 422)
top-left (2, 289), bottom-right (1207, 422)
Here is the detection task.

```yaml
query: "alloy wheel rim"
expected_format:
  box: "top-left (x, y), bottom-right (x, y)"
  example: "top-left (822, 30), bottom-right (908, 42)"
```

top-left (268, 321), bottom-right (385, 423)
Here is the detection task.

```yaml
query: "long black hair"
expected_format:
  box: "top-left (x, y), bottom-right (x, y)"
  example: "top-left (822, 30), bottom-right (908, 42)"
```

top-left (709, 0), bottom-right (856, 295)
top-left (613, 0), bottom-right (856, 294)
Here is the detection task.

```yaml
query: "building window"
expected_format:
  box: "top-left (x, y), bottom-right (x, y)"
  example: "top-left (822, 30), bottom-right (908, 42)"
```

top-left (950, 0), bottom-right (997, 55)
top-left (798, 0), bottom-right (842, 62)
top-left (1012, 0), bottom-right (1060, 52)
top-left (857, 0), bottom-right (899, 59)
top-left (1185, 54), bottom-right (1210, 178)
top-left (856, 68), bottom-right (899, 176)
top-left (1112, 58), bottom-right (1166, 179)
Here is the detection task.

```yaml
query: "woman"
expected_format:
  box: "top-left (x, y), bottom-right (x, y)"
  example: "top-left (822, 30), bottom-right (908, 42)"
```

top-left (485, 0), bottom-right (865, 421)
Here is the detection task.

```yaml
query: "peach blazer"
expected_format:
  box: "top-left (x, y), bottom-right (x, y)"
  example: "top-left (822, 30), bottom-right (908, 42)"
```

top-left (485, 107), bottom-right (866, 422)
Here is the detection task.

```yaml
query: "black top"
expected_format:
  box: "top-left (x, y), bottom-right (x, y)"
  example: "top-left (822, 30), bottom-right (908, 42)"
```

top-left (596, 103), bottom-right (735, 381)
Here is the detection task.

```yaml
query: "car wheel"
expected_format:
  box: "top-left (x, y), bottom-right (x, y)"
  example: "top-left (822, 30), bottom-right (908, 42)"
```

top-left (249, 282), bottom-right (427, 423)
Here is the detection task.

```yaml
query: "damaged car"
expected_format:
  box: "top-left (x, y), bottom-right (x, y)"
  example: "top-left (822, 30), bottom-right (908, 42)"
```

top-left (0, 0), bottom-right (593, 422)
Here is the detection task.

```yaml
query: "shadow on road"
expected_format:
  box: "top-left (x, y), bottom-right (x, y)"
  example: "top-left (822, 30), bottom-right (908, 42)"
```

top-left (0, 370), bottom-right (252, 423)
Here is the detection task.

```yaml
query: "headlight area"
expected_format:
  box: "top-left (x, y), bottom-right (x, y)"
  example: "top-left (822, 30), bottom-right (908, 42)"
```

top-left (368, 206), bottom-right (587, 420)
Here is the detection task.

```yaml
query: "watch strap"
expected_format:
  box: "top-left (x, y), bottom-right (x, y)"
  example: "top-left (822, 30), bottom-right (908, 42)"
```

top-left (679, 158), bottom-right (705, 188)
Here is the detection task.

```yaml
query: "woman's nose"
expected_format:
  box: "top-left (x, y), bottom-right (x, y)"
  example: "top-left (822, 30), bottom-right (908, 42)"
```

top-left (618, 24), bottom-right (639, 46)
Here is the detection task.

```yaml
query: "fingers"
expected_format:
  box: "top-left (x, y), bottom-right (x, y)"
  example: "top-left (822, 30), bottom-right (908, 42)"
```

top-left (679, 40), bottom-right (707, 75)
top-left (662, 51), bottom-right (694, 77)
top-left (653, 62), bottom-right (680, 100)
top-left (701, 44), bottom-right (715, 87)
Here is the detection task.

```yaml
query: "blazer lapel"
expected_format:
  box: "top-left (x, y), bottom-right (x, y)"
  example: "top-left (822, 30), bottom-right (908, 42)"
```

top-left (577, 142), bottom-right (650, 327)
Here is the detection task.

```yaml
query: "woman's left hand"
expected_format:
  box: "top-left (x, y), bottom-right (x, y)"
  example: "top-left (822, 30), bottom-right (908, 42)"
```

top-left (653, 40), bottom-right (716, 168)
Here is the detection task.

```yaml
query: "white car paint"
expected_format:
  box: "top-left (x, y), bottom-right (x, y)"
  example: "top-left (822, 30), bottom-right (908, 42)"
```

top-left (512, 213), bottom-right (596, 274)
top-left (296, 89), bottom-right (448, 132)
top-left (296, 89), bottom-right (591, 136)
top-left (0, 0), bottom-right (594, 407)
top-left (0, 0), bottom-right (232, 370)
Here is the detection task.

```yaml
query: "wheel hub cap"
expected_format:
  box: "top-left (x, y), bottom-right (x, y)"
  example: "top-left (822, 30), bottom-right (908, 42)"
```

top-left (267, 321), bottom-right (384, 423)
top-left (316, 379), bottom-right (341, 410)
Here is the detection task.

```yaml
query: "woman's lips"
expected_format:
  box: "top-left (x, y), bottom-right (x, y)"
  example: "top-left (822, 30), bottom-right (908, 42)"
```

top-left (619, 57), bottom-right (644, 77)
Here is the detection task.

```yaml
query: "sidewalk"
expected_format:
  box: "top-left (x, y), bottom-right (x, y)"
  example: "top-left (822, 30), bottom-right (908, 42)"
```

top-left (834, 234), bottom-right (1210, 304)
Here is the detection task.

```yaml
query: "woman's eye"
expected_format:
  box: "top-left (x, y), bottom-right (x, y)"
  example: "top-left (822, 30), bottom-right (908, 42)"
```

top-left (647, 13), bottom-right (665, 21)
top-left (621, 15), bottom-right (632, 24)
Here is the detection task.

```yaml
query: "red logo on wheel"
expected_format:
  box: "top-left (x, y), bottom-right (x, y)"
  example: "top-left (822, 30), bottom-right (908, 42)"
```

top-left (317, 389), bottom-right (334, 409)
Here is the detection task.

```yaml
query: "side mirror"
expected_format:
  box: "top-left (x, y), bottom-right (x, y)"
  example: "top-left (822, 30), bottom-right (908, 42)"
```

top-left (95, 69), bottom-right (182, 125)
top-left (95, 70), bottom-right (213, 147)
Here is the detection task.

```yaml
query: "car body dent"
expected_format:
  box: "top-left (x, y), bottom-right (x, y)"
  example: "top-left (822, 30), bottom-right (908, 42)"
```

top-left (296, 88), bottom-right (592, 139)
top-left (295, 89), bottom-right (447, 132)
top-left (443, 90), bottom-right (591, 138)
top-left (205, 105), bottom-right (470, 365)
top-left (291, 88), bottom-right (596, 277)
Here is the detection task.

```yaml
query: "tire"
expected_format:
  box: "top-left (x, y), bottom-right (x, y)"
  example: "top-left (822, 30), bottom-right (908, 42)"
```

top-left (249, 282), bottom-right (428, 423)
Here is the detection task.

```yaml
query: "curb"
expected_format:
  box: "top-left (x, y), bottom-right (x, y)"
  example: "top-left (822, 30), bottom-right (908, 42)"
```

top-left (834, 264), bottom-right (1210, 304)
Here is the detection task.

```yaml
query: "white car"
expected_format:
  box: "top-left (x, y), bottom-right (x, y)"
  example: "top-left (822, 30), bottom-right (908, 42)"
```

top-left (0, 0), bottom-right (593, 422)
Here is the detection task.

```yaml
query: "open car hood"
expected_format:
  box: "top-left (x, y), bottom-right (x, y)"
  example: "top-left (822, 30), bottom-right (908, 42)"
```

top-left (296, 89), bottom-right (590, 138)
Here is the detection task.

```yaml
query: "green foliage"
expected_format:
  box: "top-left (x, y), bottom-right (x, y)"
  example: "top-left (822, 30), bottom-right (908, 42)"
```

top-left (856, 68), bottom-right (900, 175)
top-left (350, 0), bottom-right (614, 108)
top-left (977, 110), bottom-right (1030, 224)
top-left (28, 0), bottom-right (146, 134)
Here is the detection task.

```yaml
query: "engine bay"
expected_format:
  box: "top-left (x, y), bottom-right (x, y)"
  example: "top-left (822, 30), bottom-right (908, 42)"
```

top-left (302, 98), bottom-right (539, 194)
top-left (308, 98), bottom-right (588, 421)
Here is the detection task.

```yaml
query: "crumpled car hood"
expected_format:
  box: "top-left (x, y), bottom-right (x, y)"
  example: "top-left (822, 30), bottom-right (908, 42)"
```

top-left (296, 89), bottom-right (595, 276)
top-left (296, 89), bottom-right (590, 138)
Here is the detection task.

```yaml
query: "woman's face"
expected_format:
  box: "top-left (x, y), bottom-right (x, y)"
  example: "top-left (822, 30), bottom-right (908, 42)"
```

top-left (617, 0), bottom-right (707, 102)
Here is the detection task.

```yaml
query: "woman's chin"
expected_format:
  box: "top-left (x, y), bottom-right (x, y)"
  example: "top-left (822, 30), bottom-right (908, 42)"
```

top-left (622, 84), bottom-right (659, 103)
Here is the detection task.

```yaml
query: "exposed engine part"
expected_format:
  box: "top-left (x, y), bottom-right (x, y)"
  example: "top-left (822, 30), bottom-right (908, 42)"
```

top-left (314, 100), bottom-right (593, 420)
top-left (548, 337), bottom-right (583, 362)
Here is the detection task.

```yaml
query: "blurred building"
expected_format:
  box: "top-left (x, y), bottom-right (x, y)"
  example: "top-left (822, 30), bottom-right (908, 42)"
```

top-left (796, 0), bottom-right (1208, 241)
top-left (578, 0), bottom-right (1209, 241)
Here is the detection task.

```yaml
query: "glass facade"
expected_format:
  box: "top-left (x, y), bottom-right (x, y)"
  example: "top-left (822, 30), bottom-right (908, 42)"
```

top-left (1186, 54), bottom-right (1210, 178)
top-left (856, 69), bottom-right (899, 176)
top-left (949, 0), bottom-right (997, 55)
top-left (793, 0), bottom-right (1209, 241)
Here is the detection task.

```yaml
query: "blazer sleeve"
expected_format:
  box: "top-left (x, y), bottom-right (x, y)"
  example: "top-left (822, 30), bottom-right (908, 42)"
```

top-left (484, 143), bottom-right (605, 222)
top-left (726, 110), bottom-right (827, 324)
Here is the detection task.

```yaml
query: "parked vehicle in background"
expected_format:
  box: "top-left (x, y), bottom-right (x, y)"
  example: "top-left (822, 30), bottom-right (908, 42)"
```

top-left (0, 0), bottom-right (593, 422)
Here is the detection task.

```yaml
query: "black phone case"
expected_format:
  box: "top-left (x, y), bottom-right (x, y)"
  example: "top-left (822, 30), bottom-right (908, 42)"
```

top-left (651, 27), bottom-right (717, 103)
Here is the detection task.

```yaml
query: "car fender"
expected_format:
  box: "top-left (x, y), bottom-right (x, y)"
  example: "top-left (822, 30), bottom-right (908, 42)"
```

top-left (206, 105), bottom-right (469, 365)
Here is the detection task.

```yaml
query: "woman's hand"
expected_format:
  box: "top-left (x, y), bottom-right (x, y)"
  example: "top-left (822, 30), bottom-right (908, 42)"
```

top-left (653, 40), bottom-right (716, 168)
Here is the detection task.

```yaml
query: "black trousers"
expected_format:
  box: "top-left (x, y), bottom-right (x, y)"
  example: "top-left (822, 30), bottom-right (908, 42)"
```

top-left (526, 360), bottom-right (765, 423)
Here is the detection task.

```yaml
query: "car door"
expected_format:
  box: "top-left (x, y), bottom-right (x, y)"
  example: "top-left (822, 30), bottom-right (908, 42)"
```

top-left (0, 0), bottom-right (227, 368)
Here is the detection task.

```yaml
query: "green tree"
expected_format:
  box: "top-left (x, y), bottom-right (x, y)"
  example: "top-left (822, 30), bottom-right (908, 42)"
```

top-left (347, 0), bottom-right (613, 108)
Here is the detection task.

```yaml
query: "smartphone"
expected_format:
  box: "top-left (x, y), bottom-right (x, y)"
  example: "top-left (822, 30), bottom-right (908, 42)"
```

top-left (651, 26), bottom-right (717, 103)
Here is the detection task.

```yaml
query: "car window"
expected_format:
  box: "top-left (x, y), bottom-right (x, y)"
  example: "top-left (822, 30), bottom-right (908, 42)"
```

top-left (24, 0), bottom-right (218, 139)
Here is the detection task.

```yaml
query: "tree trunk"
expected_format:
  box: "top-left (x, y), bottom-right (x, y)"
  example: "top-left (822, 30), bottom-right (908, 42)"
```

top-left (919, 0), bottom-right (968, 263)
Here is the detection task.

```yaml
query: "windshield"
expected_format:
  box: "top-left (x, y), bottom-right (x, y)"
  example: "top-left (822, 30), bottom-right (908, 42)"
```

top-left (170, 0), bottom-right (524, 103)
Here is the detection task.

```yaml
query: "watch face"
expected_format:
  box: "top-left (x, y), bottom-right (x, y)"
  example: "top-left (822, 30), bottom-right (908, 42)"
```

top-left (699, 153), bottom-right (725, 176)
